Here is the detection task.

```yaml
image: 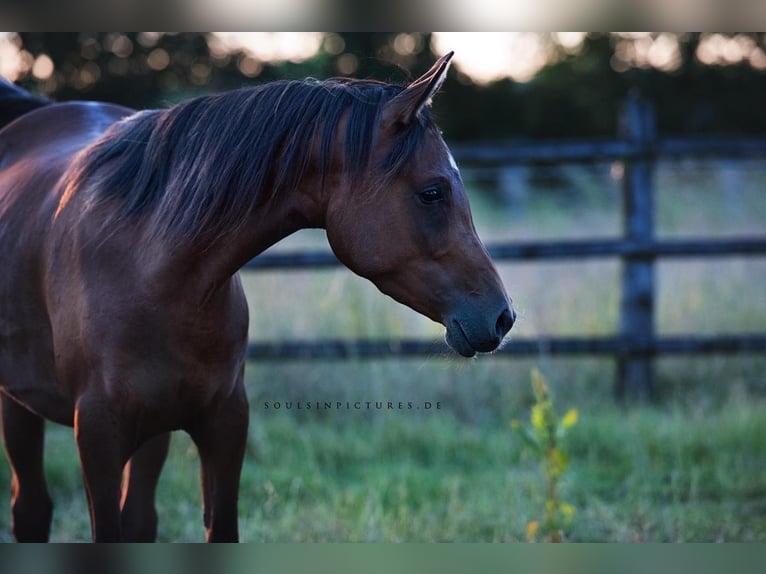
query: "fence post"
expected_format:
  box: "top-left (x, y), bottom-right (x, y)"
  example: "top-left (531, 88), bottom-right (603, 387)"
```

top-left (617, 94), bottom-right (657, 401)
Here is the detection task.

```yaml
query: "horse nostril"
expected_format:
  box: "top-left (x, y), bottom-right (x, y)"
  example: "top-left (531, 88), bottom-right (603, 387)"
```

top-left (495, 306), bottom-right (515, 338)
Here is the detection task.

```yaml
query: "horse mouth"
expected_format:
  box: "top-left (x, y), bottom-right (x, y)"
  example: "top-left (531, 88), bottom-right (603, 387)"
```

top-left (445, 315), bottom-right (509, 357)
top-left (445, 320), bottom-right (478, 358)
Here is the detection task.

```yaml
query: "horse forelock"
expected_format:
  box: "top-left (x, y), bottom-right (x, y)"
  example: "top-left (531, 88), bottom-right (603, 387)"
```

top-left (64, 79), bottom-right (435, 247)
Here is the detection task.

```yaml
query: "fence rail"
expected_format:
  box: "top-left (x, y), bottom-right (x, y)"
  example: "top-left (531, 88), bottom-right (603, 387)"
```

top-left (244, 95), bottom-right (766, 400)
top-left (245, 237), bottom-right (766, 270)
top-left (248, 334), bottom-right (766, 361)
top-left (447, 137), bottom-right (766, 165)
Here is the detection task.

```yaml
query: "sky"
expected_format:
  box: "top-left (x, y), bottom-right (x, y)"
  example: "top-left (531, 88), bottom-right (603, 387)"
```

top-left (213, 32), bottom-right (583, 83)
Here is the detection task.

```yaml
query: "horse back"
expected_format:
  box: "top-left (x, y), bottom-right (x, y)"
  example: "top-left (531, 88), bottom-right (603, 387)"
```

top-left (0, 80), bottom-right (50, 130)
top-left (0, 101), bottom-right (133, 169)
top-left (0, 100), bottom-right (133, 260)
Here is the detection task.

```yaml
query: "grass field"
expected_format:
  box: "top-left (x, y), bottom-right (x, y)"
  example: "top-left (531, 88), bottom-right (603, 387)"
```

top-left (0, 159), bottom-right (765, 542)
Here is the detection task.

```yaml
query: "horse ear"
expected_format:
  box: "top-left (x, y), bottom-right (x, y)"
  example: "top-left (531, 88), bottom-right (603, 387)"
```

top-left (382, 51), bottom-right (454, 128)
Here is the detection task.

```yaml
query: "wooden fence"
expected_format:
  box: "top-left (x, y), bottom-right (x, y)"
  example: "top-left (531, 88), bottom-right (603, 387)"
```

top-left (244, 95), bottom-right (766, 400)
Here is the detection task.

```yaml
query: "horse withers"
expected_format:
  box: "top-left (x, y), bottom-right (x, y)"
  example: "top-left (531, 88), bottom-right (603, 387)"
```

top-left (0, 52), bottom-right (514, 542)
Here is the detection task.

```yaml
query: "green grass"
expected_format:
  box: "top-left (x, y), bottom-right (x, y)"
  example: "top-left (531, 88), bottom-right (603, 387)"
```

top-left (1, 390), bottom-right (764, 542)
top-left (0, 159), bottom-right (765, 541)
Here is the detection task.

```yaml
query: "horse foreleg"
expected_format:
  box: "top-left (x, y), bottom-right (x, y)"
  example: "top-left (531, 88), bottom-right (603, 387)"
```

top-left (0, 393), bottom-right (54, 541)
top-left (74, 394), bottom-right (128, 542)
top-left (188, 377), bottom-right (248, 543)
top-left (120, 431), bottom-right (171, 542)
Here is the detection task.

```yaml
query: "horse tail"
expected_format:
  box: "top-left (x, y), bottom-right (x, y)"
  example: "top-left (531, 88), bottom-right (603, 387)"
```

top-left (0, 79), bottom-right (51, 130)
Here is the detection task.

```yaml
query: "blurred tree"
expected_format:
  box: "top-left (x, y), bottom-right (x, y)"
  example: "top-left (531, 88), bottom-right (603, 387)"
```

top-left (10, 32), bottom-right (766, 139)
top-left (14, 33), bottom-right (429, 107)
top-left (18, 33), bottom-right (210, 107)
top-left (331, 32), bottom-right (434, 82)
top-left (437, 33), bottom-right (766, 139)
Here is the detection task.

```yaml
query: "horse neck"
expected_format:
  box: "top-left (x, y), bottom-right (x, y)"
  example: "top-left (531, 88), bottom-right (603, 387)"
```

top-left (165, 175), bottom-right (328, 306)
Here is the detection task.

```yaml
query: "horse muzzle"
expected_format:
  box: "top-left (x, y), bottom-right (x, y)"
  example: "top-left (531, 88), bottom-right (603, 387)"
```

top-left (444, 301), bottom-right (515, 357)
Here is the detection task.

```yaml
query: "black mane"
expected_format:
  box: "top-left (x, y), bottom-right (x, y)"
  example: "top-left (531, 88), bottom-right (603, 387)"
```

top-left (64, 78), bottom-right (435, 246)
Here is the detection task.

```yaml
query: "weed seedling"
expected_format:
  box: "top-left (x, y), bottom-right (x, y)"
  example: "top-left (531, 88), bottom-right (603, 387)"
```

top-left (510, 368), bottom-right (578, 542)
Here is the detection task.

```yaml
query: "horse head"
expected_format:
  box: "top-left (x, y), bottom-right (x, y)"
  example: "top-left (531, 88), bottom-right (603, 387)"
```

top-left (325, 53), bottom-right (515, 357)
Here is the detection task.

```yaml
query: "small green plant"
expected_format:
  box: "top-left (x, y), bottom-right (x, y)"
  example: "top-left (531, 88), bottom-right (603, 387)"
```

top-left (510, 367), bottom-right (578, 542)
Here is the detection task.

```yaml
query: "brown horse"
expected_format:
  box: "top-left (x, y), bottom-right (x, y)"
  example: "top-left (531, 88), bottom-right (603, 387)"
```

top-left (0, 52), bottom-right (514, 542)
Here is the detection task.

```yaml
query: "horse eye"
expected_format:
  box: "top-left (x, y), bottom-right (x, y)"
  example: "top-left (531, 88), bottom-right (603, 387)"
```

top-left (418, 185), bottom-right (445, 205)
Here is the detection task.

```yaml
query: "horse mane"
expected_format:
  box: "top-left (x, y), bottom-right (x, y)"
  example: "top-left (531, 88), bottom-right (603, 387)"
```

top-left (64, 78), bottom-right (436, 246)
